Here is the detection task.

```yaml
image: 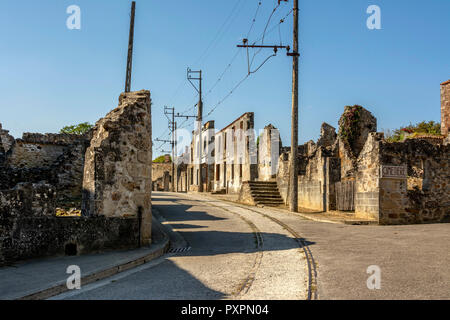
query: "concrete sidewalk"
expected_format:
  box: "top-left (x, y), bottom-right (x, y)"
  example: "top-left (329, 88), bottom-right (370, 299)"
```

top-left (0, 217), bottom-right (170, 300)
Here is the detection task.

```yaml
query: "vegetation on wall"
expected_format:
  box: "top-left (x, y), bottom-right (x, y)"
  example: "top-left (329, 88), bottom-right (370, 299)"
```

top-left (339, 105), bottom-right (363, 149)
top-left (385, 121), bottom-right (441, 142)
top-left (60, 122), bottom-right (93, 135)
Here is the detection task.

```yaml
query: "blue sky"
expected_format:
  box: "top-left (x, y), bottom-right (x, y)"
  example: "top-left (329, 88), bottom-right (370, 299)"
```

top-left (0, 0), bottom-right (449, 158)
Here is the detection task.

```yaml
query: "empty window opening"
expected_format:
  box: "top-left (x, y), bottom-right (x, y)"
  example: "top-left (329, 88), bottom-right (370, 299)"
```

top-left (65, 243), bottom-right (78, 256)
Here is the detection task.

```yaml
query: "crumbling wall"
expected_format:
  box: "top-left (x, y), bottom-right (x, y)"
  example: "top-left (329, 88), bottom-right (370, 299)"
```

top-left (355, 133), bottom-right (383, 220)
top-left (441, 80), bottom-right (450, 137)
top-left (258, 124), bottom-right (281, 181)
top-left (379, 139), bottom-right (450, 224)
top-left (0, 90), bottom-right (153, 265)
top-left (276, 123), bottom-right (337, 212)
top-left (276, 152), bottom-right (290, 204)
top-left (297, 143), bottom-right (326, 211)
top-left (337, 106), bottom-right (377, 179)
top-left (0, 132), bottom-right (89, 210)
top-left (152, 163), bottom-right (172, 191)
top-left (0, 124), bottom-right (15, 154)
top-left (82, 90), bottom-right (152, 244)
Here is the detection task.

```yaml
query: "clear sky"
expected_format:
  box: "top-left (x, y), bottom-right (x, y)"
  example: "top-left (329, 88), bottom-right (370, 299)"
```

top-left (0, 0), bottom-right (449, 159)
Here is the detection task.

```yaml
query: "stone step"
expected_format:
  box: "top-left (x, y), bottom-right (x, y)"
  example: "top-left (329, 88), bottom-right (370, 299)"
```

top-left (248, 186), bottom-right (279, 191)
top-left (256, 201), bottom-right (284, 206)
top-left (248, 182), bottom-right (277, 186)
top-left (252, 194), bottom-right (283, 199)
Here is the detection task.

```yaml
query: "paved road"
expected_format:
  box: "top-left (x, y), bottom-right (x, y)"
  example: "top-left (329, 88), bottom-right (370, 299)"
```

top-left (205, 195), bottom-right (450, 300)
top-left (54, 192), bottom-right (450, 300)
top-left (53, 192), bottom-right (308, 300)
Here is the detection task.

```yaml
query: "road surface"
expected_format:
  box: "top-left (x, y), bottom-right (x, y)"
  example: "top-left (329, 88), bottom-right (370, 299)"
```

top-left (53, 191), bottom-right (450, 300)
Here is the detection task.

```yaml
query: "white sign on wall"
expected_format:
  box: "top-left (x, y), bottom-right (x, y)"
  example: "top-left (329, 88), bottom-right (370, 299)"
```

top-left (380, 165), bottom-right (407, 179)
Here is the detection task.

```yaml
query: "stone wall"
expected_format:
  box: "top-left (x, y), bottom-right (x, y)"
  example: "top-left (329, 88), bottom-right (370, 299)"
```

top-left (0, 215), bottom-right (139, 266)
top-left (82, 90), bottom-right (152, 245)
top-left (441, 80), bottom-right (450, 137)
top-left (276, 152), bottom-right (290, 204)
top-left (0, 131), bottom-right (89, 210)
top-left (276, 123), bottom-right (337, 212)
top-left (354, 133), bottom-right (383, 220)
top-left (0, 90), bottom-right (153, 265)
top-left (258, 124), bottom-right (281, 181)
top-left (0, 124), bottom-right (15, 154)
top-left (152, 163), bottom-right (172, 191)
top-left (337, 106), bottom-right (377, 179)
top-left (378, 139), bottom-right (450, 224)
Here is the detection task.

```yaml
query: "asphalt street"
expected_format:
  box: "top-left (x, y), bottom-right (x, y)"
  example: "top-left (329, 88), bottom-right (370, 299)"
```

top-left (53, 191), bottom-right (450, 300)
top-left (53, 192), bottom-right (308, 300)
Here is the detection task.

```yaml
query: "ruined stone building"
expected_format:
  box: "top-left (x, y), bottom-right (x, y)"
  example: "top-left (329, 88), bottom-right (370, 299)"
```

top-left (0, 90), bottom-right (153, 266)
top-left (152, 155), bottom-right (172, 192)
top-left (275, 80), bottom-right (450, 225)
top-left (213, 112), bottom-right (257, 194)
top-left (258, 124), bottom-right (282, 182)
top-left (187, 120), bottom-right (216, 192)
top-left (178, 80), bottom-right (449, 225)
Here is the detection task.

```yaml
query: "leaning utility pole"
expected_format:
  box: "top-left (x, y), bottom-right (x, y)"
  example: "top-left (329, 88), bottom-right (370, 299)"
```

top-left (187, 68), bottom-right (203, 192)
top-left (235, 0), bottom-right (299, 212)
top-left (124, 1), bottom-right (136, 93)
top-left (289, 0), bottom-right (299, 212)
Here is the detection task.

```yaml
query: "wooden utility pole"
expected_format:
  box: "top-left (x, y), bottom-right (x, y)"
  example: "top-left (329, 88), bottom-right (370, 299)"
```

top-left (289, 0), bottom-right (299, 212)
top-left (235, 0), bottom-right (299, 212)
top-left (187, 68), bottom-right (203, 192)
top-left (125, 1), bottom-right (136, 93)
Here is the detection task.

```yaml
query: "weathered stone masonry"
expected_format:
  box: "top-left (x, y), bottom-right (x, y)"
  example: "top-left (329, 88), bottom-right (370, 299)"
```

top-left (83, 90), bottom-right (152, 245)
top-left (441, 80), bottom-right (450, 136)
top-left (0, 90), bottom-right (153, 266)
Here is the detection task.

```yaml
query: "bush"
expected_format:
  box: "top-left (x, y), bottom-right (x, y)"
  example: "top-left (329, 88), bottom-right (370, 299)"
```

top-left (386, 121), bottom-right (441, 142)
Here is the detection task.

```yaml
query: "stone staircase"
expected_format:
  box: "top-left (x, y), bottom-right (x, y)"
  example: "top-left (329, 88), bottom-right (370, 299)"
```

top-left (247, 181), bottom-right (284, 207)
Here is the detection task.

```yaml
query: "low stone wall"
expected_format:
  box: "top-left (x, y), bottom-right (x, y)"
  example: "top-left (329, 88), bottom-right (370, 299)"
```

top-left (0, 216), bottom-right (139, 266)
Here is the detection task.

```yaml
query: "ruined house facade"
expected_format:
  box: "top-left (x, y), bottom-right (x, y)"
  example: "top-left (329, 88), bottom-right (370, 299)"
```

top-left (187, 120), bottom-right (216, 192)
top-left (0, 90), bottom-right (153, 266)
top-left (213, 112), bottom-right (257, 194)
top-left (258, 124), bottom-right (282, 182)
top-left (275, 81), bottom-right (450, 224)
top-left (173, 80), bottom-right (449, 225)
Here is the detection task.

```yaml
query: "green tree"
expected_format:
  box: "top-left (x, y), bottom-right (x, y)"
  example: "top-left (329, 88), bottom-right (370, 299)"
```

top-left (60, 122), bottom-right (93, 135)
top-left (153, 155), bottom-right (171, 163)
